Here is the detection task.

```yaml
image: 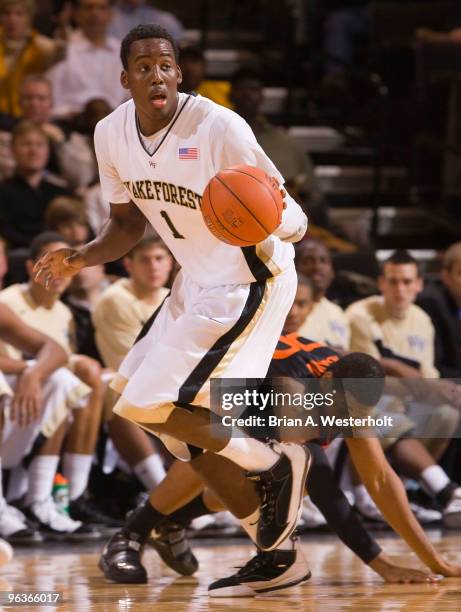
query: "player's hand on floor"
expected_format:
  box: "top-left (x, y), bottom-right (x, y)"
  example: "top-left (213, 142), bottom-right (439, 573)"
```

top-left (436, 561), bottom-right (461, 577)
top-left (370, 554), bottom-right (442, 583)
top-left (33, 248), bottom-right (85, 289)
top-left (380, 565), bottom-right (442, 584)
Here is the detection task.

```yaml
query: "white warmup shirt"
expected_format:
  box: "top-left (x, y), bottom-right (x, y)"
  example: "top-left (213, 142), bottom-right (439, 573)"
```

top-left (94, 93), bottom-right (307, 287)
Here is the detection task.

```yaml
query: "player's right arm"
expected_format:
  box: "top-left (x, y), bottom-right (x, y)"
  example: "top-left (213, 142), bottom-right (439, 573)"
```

top-left (346, 437), bottom-right (461, 576)
top-left (33, 203), bottom-right (147, 286)
top-left (34, 118), bottom-right (148, 285)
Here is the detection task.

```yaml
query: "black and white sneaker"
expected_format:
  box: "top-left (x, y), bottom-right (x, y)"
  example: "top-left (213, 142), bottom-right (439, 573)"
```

top-left (99, 530), bottom-right (147, 584)
top-left (148, 521), bottom-right (198, 576)
top-left (208, 536), bottom-right (311, 597)
top-left (248, 443), bottom-right (311, 551)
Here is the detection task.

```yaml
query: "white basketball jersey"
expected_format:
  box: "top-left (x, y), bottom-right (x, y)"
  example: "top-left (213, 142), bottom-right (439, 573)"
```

top-left (94, 93), bottom-right (300, 287)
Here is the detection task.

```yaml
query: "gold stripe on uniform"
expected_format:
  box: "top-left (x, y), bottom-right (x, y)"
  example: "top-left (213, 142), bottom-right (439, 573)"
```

top-left (255, 243), bottom-right (283, 277)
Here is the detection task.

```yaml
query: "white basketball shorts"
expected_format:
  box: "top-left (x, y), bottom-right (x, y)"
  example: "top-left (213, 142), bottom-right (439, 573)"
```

top-left (111, 264), bottom-right (297, 427)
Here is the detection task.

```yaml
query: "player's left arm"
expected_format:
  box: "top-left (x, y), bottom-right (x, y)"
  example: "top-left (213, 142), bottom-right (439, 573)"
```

top-left (274, 190), bottom-right (308, 243)
top-left (346, 437), bottom-right (461, 576)
top-left (216, 114), bottom-right (307, 242)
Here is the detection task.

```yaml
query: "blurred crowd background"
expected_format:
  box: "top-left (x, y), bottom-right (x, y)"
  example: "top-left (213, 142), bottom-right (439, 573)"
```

top-left (1, 0), bottom-right (461, 545)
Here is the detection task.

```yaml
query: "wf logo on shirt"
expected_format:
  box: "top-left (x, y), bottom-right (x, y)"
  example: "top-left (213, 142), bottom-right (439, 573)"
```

top-left (407, 335), bottom-right (426, 352)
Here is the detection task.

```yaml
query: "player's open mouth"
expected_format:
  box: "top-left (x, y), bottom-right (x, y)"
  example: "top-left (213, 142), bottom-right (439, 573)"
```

top-left (150, 93), bottom-right (167, 109)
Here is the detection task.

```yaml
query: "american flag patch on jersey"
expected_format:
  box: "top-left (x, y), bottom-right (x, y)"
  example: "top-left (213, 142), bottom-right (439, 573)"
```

top-left (178, 147), bottom-right (199, 160)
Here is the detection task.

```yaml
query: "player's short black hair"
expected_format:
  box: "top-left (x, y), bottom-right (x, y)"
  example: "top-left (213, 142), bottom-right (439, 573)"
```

top-left (120, 24), bottom-right (179, 69)
top-left (230, 68), bottom-right (263, 88)
top-left (381, 249), bottom-right (420, 275)
top-left (327, 352), bottom-right (385, 407)
top-left (29, 231), bottom-right (68, 261)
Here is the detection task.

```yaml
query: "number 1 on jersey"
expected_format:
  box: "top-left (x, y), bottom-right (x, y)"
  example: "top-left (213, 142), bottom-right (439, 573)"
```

top-left (160, 210), bottom-right (185, 239)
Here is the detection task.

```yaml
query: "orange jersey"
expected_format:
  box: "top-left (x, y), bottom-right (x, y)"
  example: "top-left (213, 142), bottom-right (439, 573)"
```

top-left (269, 333), bottom-right (340, 379)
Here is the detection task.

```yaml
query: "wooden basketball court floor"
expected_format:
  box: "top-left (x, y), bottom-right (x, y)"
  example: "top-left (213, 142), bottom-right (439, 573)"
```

top-left (1, 530), bottom-right (461, 611)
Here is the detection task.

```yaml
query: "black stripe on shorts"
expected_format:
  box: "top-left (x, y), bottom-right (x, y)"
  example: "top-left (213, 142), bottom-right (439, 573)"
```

top-left (134, 291), bottom-right (170, 344)
top-left (176, 279), bottom-right (267, 404)
top-left (241, 246), bottom-right (273, 282)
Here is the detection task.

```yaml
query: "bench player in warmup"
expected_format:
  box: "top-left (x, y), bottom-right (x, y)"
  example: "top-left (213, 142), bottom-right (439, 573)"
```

top-left (34, 24), bottom-right (310, 563)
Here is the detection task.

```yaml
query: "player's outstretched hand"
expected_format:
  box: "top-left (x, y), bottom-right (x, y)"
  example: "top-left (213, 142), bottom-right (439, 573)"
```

top-left (381, 565), bottom-right (442, 584)
top-left (436, 560), bottom-right (461, 577)
top-left (370, 554), bottom-right (442, 583)
top-left (33, 248), bottom-right (85, 289)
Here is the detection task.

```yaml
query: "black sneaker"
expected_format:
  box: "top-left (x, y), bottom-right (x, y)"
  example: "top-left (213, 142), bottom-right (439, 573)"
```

top-left (69, 495), bottom-right (124, 529)
top-left (208, 537), bottom-right (311, 597)
top-left (248, 443), bottom-right (311, 551)
top-left (98, 530), bottom-right (147, 584)
top-left (148, 521), bottom-right (198, 576)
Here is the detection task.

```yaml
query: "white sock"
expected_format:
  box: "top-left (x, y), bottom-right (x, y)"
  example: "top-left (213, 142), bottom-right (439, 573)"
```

top-left (133, 454), bottom-right (166, 491)
top-left (216, 437), bottom-right (279, 472)
top-left (25, 455), bottom-right (60, 506)
top-left (62, 453), bottom-right (93, 501)
top-left (6, 466), bottom-right (28, 502)
top-left (239, 507), bottom-right (260, 544)
top-left (419, 465), bottom-right (450, 496)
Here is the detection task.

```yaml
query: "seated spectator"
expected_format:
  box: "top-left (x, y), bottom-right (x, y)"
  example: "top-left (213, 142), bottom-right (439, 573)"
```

top-left (0, 232), bottom-right (115, 529)
top-left (47, 0), bottom-right (126, 118)
top-left (0, 75), bottom-right (66, 180)
top-left (45, 196), bottom-right (93, 245)
top-left (345, 249), bottom-right (461, 527)
top-left (93, 236), bottom-right (172, 369)
top-left (0, 0), bottom-right (66, 116)
top-left (92, 237), bottom-right (173, 492)
top-left (179, 46), bottom-right (232, 108)
top-left (418, 242), bottom-right (461, 378)
top-left (109, 0), bottom-right (184, 42)
top-left (295, 240), bottom-right (350, 350)
top-left (230, 69), bottom-right (320, 212)
top-left (0, 301), bottom-right (94, 542)
top-left (18, 75), bottom-right (65, 142)
top-left (0, 121), bottom-right (70, 250)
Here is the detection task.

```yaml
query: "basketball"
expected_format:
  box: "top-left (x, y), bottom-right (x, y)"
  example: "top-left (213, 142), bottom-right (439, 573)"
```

top-left (201, 165), bottom-right (284, 246)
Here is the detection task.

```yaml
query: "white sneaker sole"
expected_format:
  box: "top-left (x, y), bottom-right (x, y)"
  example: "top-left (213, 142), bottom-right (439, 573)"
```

top-left (209, 559), bottom-right (312, 598)
top-left (261, 444), bottom-right (312, 552)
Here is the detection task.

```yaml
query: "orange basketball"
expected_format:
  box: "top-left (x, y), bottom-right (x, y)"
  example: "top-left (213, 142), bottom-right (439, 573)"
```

top-left (201, 165), bottom-right (284, 246)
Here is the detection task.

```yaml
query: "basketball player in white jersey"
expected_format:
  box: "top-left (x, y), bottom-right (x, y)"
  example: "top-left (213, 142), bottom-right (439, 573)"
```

top-left (34, 24), bottom-right (309, 560)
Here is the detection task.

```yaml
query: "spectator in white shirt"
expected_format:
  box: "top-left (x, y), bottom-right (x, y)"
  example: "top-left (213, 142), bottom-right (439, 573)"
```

top-left (109, 0), bottom-right (184, 42)
top-left (47, 0), bottom-right (127, 118)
